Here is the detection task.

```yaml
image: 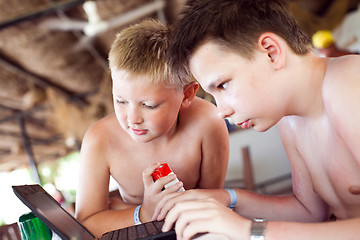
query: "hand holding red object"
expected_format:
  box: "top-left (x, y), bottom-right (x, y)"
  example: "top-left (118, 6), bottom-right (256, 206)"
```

top-left (141, 163), bottom-right (185, 223)
top-left (152, 163), bottom-right (185, 192)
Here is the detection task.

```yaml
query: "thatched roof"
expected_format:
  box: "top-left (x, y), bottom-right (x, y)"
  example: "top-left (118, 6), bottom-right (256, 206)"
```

top-left (0, 0), bottom-right (178, 173)
top-left (0, 0), bottom-right (358, 174)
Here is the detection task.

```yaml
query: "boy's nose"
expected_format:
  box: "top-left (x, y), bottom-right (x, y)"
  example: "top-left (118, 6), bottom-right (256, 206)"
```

top-left (127, 108), bottom-right (143, 125)
top-left (216, 102), bottom-right (233, 119)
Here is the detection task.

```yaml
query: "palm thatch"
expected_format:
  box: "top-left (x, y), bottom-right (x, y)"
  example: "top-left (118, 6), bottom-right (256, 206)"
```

top-left (0, 0), bottom-right (172, 173)
top-left (0, 0), bottom-right (358, 173)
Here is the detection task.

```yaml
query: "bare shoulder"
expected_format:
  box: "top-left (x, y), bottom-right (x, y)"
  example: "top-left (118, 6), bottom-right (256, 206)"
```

top-left (323, 55), bottom-right (360, 114)
top-left (83, 114), bottom-right (114, 141)
top-left (180, 97), bottom-right (226, 130)
top-left (182, 97), bottom-right (220, 120)
top-left (322, 55), bottom-right (360, 154)
top-left (79, 113), bottom-right (128, 181)
top-left (324, 55), bottom-right (360, 91)
top-left (82, 113), bottom-right (122, 152)
top-left (176, 96), bottom-right (227, 143)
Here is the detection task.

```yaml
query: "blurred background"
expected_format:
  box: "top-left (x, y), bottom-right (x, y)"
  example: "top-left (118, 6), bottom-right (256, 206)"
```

top-left (0, 0), bottom-right (359, 226)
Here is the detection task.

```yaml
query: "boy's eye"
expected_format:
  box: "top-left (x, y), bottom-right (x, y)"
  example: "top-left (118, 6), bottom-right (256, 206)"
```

top-left (143, 103), bottom-right (158, 109)
top-left (218, 82), bottom-right (228, 90)
top-left (116, 99), bottom-right (126, 104)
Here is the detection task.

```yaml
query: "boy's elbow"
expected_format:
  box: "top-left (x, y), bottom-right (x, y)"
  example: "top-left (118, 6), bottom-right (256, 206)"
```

top-left (304, 205), bottom-right (331, 222)
top-left (75, 207), bottom-right (96, 225)
top-left (314, 208), bottom-right (332, 222)
top-left (75, 211), bottom-right (87, 224)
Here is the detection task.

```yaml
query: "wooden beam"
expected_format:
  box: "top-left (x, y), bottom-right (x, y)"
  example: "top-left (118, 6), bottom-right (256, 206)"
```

top-left (0, 0), bottom-right (85, 29)
top-left (0, 105), bottom-right (46, 124)
top-left (0, 55), bottom-right (89, 107)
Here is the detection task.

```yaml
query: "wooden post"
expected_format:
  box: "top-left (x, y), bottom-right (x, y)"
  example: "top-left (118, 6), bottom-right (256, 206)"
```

top-left (18, 116), bottom-right (41, 184)
top-left (242, 146), bottom-right (255, 191)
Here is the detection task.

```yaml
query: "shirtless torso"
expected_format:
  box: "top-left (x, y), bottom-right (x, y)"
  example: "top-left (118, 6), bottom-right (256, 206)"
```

top-left (280, 55), bottom-right (360, 220)
top-left (104, 109), bottom-right (207, 204)
top-left (75, 96), bottom-right (229, 237)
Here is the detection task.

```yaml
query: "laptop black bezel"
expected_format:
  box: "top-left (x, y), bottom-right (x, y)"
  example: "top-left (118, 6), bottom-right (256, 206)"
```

top-left (12, 184), bottom-right (96, 240)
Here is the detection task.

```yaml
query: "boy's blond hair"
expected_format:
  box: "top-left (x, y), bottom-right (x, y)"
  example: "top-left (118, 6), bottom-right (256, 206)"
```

top-left (108, 19), bottom-right (189, 90)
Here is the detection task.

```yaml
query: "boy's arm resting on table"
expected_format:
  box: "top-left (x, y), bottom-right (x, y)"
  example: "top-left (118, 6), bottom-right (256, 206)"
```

top-left (161, 198), bottom-right (360, 240)
top-left (265, 217), bottom-right (360, 240)
top-left (75, 125), bottom-right (136, 238)
top-left (154, 185), bottom-right (329, 224)
top-left (154, 122), bottom-right (329, 223)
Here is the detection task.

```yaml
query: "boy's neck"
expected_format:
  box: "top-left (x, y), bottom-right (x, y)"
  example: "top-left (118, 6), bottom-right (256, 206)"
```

top-left (289, 51), bottom-right (328, 119)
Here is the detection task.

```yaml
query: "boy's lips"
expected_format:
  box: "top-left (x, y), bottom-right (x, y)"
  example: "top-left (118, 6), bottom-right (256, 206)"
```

top-left (131, 128), bottom-right (148, 135)
top-left (237, 119), bottom-right (251, 129)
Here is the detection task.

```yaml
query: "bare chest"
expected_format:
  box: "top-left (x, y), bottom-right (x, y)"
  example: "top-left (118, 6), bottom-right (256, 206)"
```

top-left (107, 144), bottom-right (202, 204)
top-left (289, 117), bottom-right (360, 218)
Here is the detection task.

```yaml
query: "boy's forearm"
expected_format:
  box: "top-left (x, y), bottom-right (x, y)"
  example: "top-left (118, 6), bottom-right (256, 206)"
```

top-left (265, 218), bottom-right (360, 240)
top-left (230, 189), bottom-right (326, 222)
top-left (80, 207), bottom-right (137, 238)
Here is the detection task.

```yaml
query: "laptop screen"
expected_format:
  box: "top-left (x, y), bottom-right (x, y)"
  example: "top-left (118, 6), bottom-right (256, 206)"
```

top-left (13, 184), bottom-right (95, 240)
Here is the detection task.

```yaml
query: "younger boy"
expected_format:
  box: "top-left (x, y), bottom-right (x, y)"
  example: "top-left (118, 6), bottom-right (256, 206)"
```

top-left (75, 19), bottom-right (229, 238)
top-left (152, 0), bottom-right (360, 239)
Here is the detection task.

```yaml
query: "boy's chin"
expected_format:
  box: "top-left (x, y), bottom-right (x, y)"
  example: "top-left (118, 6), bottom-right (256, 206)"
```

top-left (252, 123), bottom-right (276, 132)
top-left (130, 134), bottom-right (154, 143)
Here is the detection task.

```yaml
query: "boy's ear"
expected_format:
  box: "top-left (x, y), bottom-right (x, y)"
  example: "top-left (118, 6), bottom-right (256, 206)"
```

top-left (181, 82), bottom-right (199, 108)
top-left (257, 32), bottom-right (286, 70)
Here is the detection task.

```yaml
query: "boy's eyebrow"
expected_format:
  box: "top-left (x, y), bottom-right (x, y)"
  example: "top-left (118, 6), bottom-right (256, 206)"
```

top-left (112, 93), bottom-right (123, 99)
top-left (208, 82), bottom-right (217, 91)
top-left (111, 91), bottom-right (121, 97)
top-left (207, 77), bottom-right (222, 91)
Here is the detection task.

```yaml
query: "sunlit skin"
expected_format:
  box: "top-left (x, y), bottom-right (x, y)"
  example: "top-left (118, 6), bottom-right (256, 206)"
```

top-left (112, 69), bottom-right (184, 143)
top-left (154, 36), bottom-right (360, 240)
top-left (75, 68), bottom-right (229, 238)
top-left (190, 41), bottom-right (289, 132)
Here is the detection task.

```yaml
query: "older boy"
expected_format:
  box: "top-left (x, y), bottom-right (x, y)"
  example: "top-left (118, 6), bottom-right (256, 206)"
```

top-left (75, 19), bottom-right (229, 238)
top-left (152, 0), bottom-right (360, 239)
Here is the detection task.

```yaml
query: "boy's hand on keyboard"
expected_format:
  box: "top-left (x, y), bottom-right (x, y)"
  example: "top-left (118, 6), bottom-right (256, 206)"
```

top-left (161, 198), bottom-right (249, 240)
top-left (141, 163), bottom-right (185, 222)
top-left (153, 189), bottom-right (223, 221)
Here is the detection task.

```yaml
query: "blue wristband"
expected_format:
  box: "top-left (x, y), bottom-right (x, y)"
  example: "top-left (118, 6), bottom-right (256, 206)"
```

top-left (134, 204), bottom-right (142, 225)
top-left (225, 188), bottom-right (237, 210)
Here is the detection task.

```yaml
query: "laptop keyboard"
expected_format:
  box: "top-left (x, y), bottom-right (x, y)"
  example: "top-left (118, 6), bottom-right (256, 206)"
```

top-left (100, 221), bottom-right (176, 240)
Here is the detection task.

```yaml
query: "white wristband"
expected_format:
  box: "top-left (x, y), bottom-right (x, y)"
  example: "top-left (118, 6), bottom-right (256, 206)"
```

top-left (134, 204), bottom-right (142, 225)
top-left (224, 188), bottom-right (237, 210)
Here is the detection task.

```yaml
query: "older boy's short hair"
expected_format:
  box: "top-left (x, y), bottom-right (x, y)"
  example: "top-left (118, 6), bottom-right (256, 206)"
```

top-left (169, 0), bottom-right (313, 80)
top-left (109, 19), bottom-right (189, 89)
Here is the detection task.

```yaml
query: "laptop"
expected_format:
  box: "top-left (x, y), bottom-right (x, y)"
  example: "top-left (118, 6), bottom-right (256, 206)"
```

top-left (12, 184), bottom-right (176, 240)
